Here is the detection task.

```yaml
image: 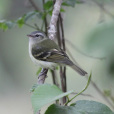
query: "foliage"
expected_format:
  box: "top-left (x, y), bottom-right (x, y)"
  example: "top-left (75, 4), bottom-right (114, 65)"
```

top-left (1, 0), bottom-right (114, 114)
top-left (0, 0), bottom-right (78, 31)
top-left (65, 73), bottom-right (91, 106)
top-left (36, 68), bottom-right (42, 75)
top-left (45, 100), bottom-right (114, 114)
top-left (31, 84), bottom-right (73, 114)
top-left (62, 0), bottom-right (76, 7)
top-left (0, 20), bottom-right (15, 31)
top-left (0, 11), bottom-right (42, 30)
top-left (30, 74), bottom-right (113, 114)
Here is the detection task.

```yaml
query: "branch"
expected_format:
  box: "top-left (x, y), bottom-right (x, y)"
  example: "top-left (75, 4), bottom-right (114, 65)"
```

top-left (59, 13), bottom-right (67, 103)
top-left (51, 70), bottom-right (59, 87)
top-left (42, 0), bottom-right (48, 34)
top-left (56, 14), bottom-right (67, 104)
top-left (90, 79), bottom-right (114, 109)
top-left (48, 0), bottom-right (63, 40)
top-left (92, 0), bottom-right (114, 19)
top-left (59, 14), bottom-right (67, 87)
top-left (37, 68), bottom-right (48, 84)
top-left (29, 0), bottom-right (40, 11)
top-left (59, 14), bottom-right (65, 51)
top-left (66, 39), bottom-right (106, 60)
top-left (24, 23), bottom-right (38, 30)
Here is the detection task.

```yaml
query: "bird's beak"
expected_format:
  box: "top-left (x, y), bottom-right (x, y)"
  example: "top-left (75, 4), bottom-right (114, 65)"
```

top-left (27, 34), bottom-right (34, 38)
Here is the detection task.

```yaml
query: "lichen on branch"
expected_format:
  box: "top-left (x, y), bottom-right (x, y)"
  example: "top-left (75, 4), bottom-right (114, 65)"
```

top-left (48, 0), bottom-right (63, 40)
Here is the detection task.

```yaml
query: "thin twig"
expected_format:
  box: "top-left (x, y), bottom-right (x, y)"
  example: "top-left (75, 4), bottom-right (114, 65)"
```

top-left (42, 0), bottom-right (48, 34)
top-left (57, 18), bottom-right (62, 47)
top-left (51, 70), bottom-right (59, 87)
top-left (65, 74), bottom-right (91, 106)
top-left (90, 79), bottom-right (114, 109)
top-left (24, 23), bottom-right (37, 30)
top-left (60, 67), bottom-right (65, 91)
top-left (66, 39), bottom-right (106, 60)
top-left (44, 17), bottom-right (48, 34)
top-left (72, 92), bottom-right (93, 97)
top-left (60, 67), bottom-right (66, 104)
top-left (59, 14), bottom-right (65, 51)
top-left (34, 23), bottom-right (40, 30)
top-left (29, 0), bottom-right (40, 11)
top-left (57, 15), bottom-right (66, 104)
top-left (98, 1), bottom-right (105, 23)
top-left (92, 0), bottom-right (114, 19)
top-left (59, 13), bottom-right (67, 94)
top-left (41, 20), bottom-right (45, 31)
top-left (57, 18), bottom-right (65, 103)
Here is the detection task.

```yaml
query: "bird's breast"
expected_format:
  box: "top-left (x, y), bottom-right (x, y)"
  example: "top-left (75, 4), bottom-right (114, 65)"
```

top-left (29, 43), bottom-right (57, 69)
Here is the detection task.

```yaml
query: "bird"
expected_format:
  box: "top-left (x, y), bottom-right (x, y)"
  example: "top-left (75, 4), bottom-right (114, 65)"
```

top-left (27, 31), bottom-right (87, 76)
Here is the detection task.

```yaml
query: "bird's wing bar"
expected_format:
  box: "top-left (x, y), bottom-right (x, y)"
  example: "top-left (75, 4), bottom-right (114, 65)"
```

top-left (33, 49), bottom-right (74, 65)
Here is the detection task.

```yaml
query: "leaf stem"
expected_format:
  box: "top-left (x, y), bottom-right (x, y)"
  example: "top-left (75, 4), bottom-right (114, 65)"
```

top-left (64, 73), bottom-right (91, 106)
top-left (24, 23), bottom-right (37, 30)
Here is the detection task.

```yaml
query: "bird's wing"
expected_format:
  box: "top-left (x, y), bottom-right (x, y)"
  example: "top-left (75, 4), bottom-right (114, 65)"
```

top-left (32, 47), bottom-right (74, 65)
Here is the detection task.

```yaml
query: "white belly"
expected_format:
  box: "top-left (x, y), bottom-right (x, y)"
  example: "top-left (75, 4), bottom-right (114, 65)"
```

top-left (29, 45), bottom-right (57, 69)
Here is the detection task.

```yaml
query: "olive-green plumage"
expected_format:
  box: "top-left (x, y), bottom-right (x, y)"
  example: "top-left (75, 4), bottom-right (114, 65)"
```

top-left (28, 31), bottom-right (87, 76)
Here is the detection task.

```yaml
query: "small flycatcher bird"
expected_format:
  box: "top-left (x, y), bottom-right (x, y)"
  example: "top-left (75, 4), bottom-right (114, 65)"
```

top-left (27, 31), bottom-right (87, 76)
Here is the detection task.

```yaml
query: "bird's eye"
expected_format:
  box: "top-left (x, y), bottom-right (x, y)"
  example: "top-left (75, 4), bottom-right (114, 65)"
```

top-left (35, 34), bottom-right (39, 37)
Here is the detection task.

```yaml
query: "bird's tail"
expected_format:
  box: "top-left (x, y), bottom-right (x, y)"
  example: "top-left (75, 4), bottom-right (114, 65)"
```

top-left (71, 65), bottom-right (87, 76)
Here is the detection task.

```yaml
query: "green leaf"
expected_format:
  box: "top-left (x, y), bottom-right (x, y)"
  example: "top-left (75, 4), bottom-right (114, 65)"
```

top-left (30, 84), bottom-right (39, 92)
top-left (24, 11), bottom-right (42, 22)
top-left (65, 73), bottom-right (91, 105)
top-left (60, 8), bottom-right (65, 12)
top-left (86, 23), bottom-right (114, 53)
top-left (31, 84), bottom-right (73, 114)
top-left (36, 67), bottom-right (42, 75)
top-left (44, 1), bottom-right (53, 10)
top-left (16, 11), bottom-right (42, 27)
top-left (104, 90), bottom-right (111, 97)
top-left (76, 0), bottom-right (85, 4)
top-left (17, 16), bottom-right (25, 27)
top-left (62, 0), bottom-right (76, 7)
top-left (0, 11), bottom-right (43, 30)
top-left (0, 22), bottom-right (8, 30)
top-left (45, 100), bottom-right (114, 114)
top-left (41, 12), bottom-right (47, 20)
top-left (0, 20), bottom-right (15, 30)
top-left (62, 2), bottom-right (71, 6)
top-left (5, 21), bottom-right (15, 28)
top-left (48, 10), bottom-right (52, 16)
top-left (55, 66), bottom-right (59, 70)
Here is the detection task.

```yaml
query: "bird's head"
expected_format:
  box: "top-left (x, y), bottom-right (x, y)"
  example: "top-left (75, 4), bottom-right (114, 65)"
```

top-left (27, 31), bottom-right (47, 43)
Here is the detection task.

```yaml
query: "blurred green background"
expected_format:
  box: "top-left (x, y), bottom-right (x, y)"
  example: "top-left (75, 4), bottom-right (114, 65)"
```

top-left (0, 0), bottom-right (114, 113)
